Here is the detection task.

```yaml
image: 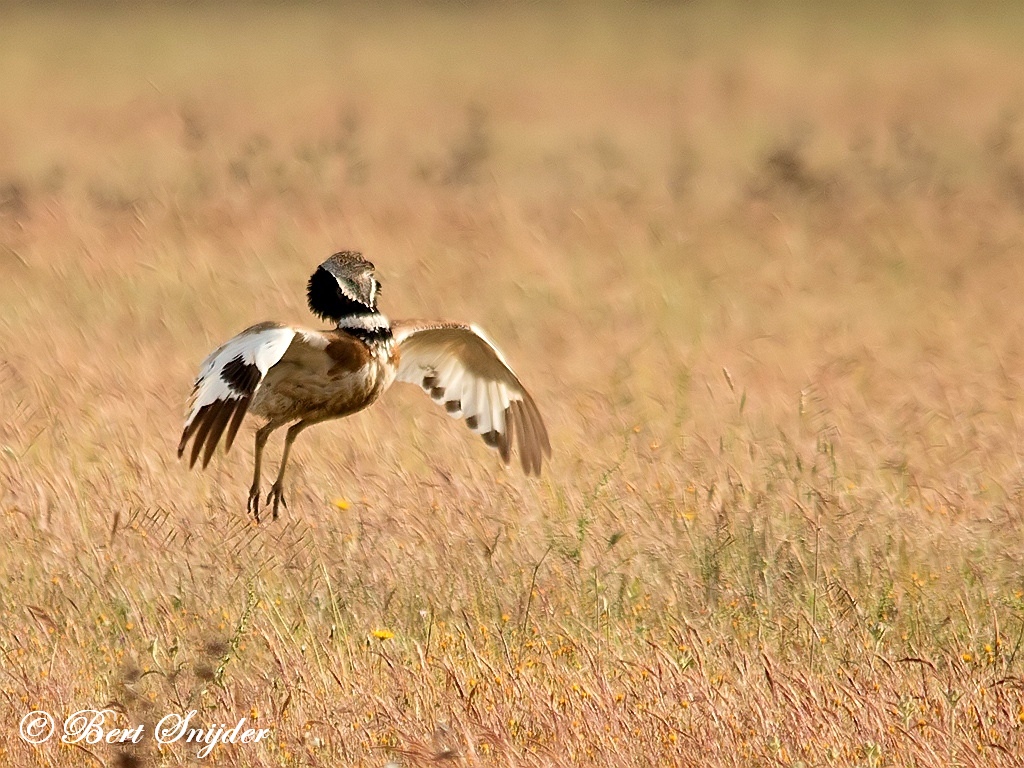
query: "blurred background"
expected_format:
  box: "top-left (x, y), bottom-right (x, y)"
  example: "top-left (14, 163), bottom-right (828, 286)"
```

top-left (4, 3), bottom-right (1024, 765)
top-left (4, 2), bottom-right (1024, 488)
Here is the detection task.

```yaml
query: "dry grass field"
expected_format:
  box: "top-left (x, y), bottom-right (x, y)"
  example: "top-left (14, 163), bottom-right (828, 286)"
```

top-left (4, 3), bottom-right (1024, 766)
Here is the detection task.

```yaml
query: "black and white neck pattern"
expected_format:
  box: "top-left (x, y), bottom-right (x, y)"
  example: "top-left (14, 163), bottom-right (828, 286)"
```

top-left (337, 312), bottom-right (393, 346)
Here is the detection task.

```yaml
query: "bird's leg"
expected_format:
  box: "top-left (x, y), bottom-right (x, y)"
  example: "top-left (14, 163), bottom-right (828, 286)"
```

top-left (266, 420), bottom-right (313, 520)
top-left (248, 422), bottom-right (280, 522)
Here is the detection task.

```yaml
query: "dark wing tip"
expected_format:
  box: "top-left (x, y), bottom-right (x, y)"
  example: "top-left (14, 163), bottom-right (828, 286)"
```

top-left (223, 396), bottom-right (251, 452)
top-left (177, 406), bottom-right (209, 461)
top-left (500, 404), bottom-right (515, 465)
top-left (200, 404), bottom-right (234, 469)
top-left (180, 400), bottom-right (246, 471)
top-left (517, 393), bottom-right (549, 476)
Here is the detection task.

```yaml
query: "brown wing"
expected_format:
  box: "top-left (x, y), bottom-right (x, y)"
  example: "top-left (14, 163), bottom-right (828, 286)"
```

top-left (178, 325), bottom-right (329, 469)
top-left (392, 320), bottom-right (550, 474)
top-left (178, 323), bottom-right (297, 469)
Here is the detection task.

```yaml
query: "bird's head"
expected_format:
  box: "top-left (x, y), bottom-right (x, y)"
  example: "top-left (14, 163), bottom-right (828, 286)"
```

top-left (307, 251), bottom-right (382, 322)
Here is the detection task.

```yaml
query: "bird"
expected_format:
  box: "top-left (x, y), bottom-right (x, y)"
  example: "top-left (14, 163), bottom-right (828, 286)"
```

top-left (178, 251), bottom-right (550, 521)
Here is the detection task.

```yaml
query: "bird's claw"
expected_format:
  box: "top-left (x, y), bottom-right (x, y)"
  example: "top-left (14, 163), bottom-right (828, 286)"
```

top-left (265, 482), bottom-right (287, 520)
top-left (247, 485), bottom-right (261, 523)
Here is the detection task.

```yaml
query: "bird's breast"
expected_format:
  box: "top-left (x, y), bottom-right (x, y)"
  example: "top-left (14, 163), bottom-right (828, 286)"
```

top-left (251, 340), bottom-right (393, 423)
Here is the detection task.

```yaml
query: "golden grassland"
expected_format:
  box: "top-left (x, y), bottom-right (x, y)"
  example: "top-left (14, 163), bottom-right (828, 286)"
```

top-left (4, 4), bottom-right (1024, 766)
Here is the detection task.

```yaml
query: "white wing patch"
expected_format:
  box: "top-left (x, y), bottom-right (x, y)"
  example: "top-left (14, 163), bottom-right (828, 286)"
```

top-left (178, 323), bottom-right (296, 468)
top-left (393, 321), bottom-right (550, 474)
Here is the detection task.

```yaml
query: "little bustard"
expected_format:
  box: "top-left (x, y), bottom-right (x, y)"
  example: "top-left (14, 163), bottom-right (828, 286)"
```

top-left (178, 252), bottom-right (550, 520)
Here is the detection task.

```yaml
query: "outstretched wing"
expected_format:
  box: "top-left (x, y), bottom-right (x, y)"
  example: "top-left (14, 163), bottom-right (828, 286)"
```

top-left (392, 321), bottom-right (551, 475)
top-left (178, 322), bottom-right (296, 469)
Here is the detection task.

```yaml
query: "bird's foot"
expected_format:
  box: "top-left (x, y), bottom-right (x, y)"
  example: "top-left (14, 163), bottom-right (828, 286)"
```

top-left (266, 482), bottom-right (287, 520)
top-left (247, 484), bottom-right (261, 523)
